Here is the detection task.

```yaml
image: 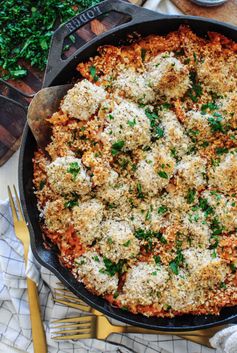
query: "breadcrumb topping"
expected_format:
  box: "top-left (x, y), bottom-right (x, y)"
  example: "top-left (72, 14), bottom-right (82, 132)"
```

top-left (33, 26), bottom-right (237, 318)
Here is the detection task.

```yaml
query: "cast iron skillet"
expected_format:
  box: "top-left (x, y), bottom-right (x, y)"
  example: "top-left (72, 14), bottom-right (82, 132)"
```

top-left (19, 0), bottom-right (237, 331)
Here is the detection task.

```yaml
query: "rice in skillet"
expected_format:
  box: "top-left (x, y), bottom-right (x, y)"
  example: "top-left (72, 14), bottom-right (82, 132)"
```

top-left (33, 25), bottom-right (237, 317)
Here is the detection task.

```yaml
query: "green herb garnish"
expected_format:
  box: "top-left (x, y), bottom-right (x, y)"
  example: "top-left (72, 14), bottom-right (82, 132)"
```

top-left (141, 48), bottom-right (147, 62)
top-left (0, 0), bottom-right (102, 79)
top-left (215, 147), bottom-right (228, 155)
top-left (158, 171), bottom-right (168, 179)
top-left (89, 65), bottom-right (99, 82)
top-left (208, 114), bottom-right (225, 133)
top-left (154, 255), bottom-right (161, 264)
top-left (158, 205), bottom-right (168, 214)
top-left (127, 119), bottom-right (136, 127)
top-left (100, 257), bottom-right (125, 277)
top-left (187, 71), bottom-right (202, 102)
top-left (123, 240), bottom-right (131, 247)
top-left (169, 249), bottom-right (184, 275)
top-left (201, 102), bottom-right (218, 112)
top-left (186, 188), bottom-right (196, 204)
top-left (137, 183), bottom-right (144, 199)
top-left (111, 140), bottom-right (125, 156)
top-left (67, 162), bottom-right (81, 181)
top-left (39, 180), bottom-right (46, 190)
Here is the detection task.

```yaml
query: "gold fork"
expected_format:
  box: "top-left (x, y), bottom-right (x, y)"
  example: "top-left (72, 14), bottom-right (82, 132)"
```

top-left (53, 286), bottom-right (224, 348)
top-left (54, 286), bottom-right (101, 315)
top-left (51, 314), bottom-right (216, 347)
top-left (8, 186), bottom-right (47, 353)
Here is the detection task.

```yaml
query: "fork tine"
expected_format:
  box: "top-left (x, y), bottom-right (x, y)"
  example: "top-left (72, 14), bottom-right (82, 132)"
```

top-left (52, 316), bottom-right (93, 324)
top-left (55, 299), bottom-right (91, 312)
top-left (8, 186), bottom-right (18, 222)
top-left (13, 185), bottom-right (23, 220)
top-left (53, 322), bottom-right (91, 330)
top-left (52, 333), bottom-right (92, 340)
top-left (52, 327), bottom-right (90, 335)
top-left (54, 288), bottom-right (84, 301)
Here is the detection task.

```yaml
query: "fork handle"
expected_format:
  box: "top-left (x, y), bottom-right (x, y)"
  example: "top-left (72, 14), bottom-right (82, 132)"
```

top-left (121, 325), bottom-right (211, 337)
top-left (26, 278), bottom-right (47, 353)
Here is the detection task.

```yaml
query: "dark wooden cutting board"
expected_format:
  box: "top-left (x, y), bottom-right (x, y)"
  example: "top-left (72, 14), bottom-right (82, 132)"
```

top-left (171, 0), bottom-right (237, 25)
top-left (0, 3), bottom-right (138, 166)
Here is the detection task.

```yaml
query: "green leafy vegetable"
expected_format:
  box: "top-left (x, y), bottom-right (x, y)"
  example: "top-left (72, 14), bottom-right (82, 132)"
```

top-left (111, 140), bottom-right (125, 156)
top-left (127, 119), bottom-right (136, 127)
top-left (100, 257), bottom-right (125, 277)
top-left (215, 147), bottom-right (228, 155)
top-left (155, 126), bottom-right (164, 139)
top-left (64, 199), bottom-right (78, 209)
top-left (169, 249), bottom-right (184, 275)
top-left (186, 188), bottom-right (196, 204)
top-left (187, 71), bottom-right (202, 102)
top-left (89, 65), bottom-right (99, 82)
top-left (158, 171), bottom-right (168, 179)
top-left (201, 102), bottom-right (218, 112)
top-left (39, 180), bottom-right (46, 190)
top-left (137, 183), bottom-right (144, 199)
top-left (123, 240), bottom-right (131, 247)
top-left (208, 114), bottom-right (225, 133)
top-left (141, 48), bottom-right (147, 62)
top-left (154, 255), bottom-right (161, 264)
top-left (158, 205), bottom-right (168, 214)
top-left (67, 162), bottom-right (81, 181)
top-left (0, 0), bottom-right (102, 79)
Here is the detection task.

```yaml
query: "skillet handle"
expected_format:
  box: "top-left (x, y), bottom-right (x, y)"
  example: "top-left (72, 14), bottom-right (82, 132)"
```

top-left (44, 0), bottom-right (165, 87)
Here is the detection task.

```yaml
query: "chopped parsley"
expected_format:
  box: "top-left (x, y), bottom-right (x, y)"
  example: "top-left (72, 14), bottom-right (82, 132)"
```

top-left (208, 114), bottom-right (225, 133)
top-left (158, 171), bottom-right (168, 179)
top-left (89, 65), bottom-right (99, 82)
top-left (135, 229), bottom-right (166, 245)
top-left (169, 249), bottom-right (184, 275)
top-left (145, 108), bottom-right (159, 127)
top-left (230, 263), bottom-right (237, 273)
top-left (99, 258), bottom-right (125, 277)
top-left (113, 291), bottom-right (119, 299)
top-left (215, 147), bottom-right (228, 155)
top-left (186, 188), bottom-right (196, 204)
top-left (187, 71), bottom-right (202, 102)
top-left (219, 282), bottom-right (227, 289)
top-left (67, 162), bottom-right (81, 181)
top-left (201, 102), bottom-right (218, 112)
top-left (123, 240), bottom-right (131, 247)
top-left (193, 52), bottom-right (198, 63)
top-left (64, 199), bottom-right (78, 209)
top-left (137, 183), bottom-right (144, 199)
top-left (93, 255), bottom-right (99, 262)
top-left (209, 235), bottom-right (219, 249)
top-left (127, 119), bottom-right (136, 127)
top-left (141, 48), bottom-right (147, 62)
top-left (198, 197), bottom-right (213, 216)
top-left (111, 140), bottom-right (125, 156)
top-left (155, 126), bottom-right (164, 139)
top-left (154, 255), bottom-right (161, 264)
top-left (145, 206), bottom-right (152, 221)
top-left (158, 205), bottom-right (168, 214)
top-left (162, 103), bottom-right (172, 109)
top-left (210, 217), bottom-right (224, 235)
top-left (39, 180), bottom-right (46, 190)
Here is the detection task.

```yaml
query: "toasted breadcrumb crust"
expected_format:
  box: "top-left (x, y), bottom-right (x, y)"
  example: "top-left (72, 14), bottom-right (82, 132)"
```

top-left (33, 26), bottom-right (237, 318)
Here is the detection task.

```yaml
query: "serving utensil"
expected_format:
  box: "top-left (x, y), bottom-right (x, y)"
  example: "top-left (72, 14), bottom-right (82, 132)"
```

top-left (8, 186), bottom-right (47, 353)
top-left (53, 285), bottom-right (219, 347)
top-left (27, 84), bottom-right (73, 151)
top-left (51, 314), bottom-right (212, 342)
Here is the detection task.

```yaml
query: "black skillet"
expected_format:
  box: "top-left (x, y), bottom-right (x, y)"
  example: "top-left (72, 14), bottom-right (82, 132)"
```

top-left (19, 0), bottom-right (237, 331)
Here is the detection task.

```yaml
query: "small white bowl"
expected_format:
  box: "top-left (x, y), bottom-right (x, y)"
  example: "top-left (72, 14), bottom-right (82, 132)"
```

top-left (191, 0), bottom-right (228, 7)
